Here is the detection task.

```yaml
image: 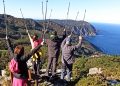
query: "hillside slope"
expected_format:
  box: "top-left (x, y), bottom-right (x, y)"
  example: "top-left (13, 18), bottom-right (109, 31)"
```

top-left (0, 14), bottom-right (100, 55)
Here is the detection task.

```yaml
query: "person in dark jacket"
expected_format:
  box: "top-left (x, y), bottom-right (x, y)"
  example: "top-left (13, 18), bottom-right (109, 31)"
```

top-left (6, 36), bottom-right (42, 86)
top-left (61, 35), bottom-right (82, 81)
top-left (45, 29), bottom-right (66, 77)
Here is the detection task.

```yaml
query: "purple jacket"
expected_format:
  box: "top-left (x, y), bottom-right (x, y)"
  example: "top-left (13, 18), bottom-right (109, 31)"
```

top-left (61, 37), bottom-right (82, 64)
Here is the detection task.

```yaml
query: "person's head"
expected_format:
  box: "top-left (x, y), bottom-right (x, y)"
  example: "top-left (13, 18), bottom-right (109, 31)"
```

top-left (50, 31), bottom-right (58, 40)
top-left (51, 31), bottom-right (57, 36)
top-left (14, 45), bottom-right (24, 56)
top-left (32, 33), bottom-right (38, 41)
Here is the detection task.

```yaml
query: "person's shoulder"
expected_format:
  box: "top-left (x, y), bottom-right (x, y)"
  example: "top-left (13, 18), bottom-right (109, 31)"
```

top-left (45, 39), bottom-right (51, 44)
top-left (38, 38), bottom-right (42, 41)
top-left (46, 39), bottom-right (49, 42)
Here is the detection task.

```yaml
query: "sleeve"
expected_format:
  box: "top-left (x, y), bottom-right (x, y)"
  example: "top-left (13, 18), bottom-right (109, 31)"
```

top-left (60, 30), bottom-right (67, 42)
top-left (72, 38), bottom-right (82, 50)
top-left (45, 39), bottom-right (49, 45)
top-left (41, 38), bottom-right (45, 45)
top-left (6, 38), bottom-right (14, 58)
top-left (61, 37), bottom-right (67, 48)
top-left (20, 44), bottom-right (42, 62)
top-left (38, 38), bottom-right (43, 45)
top-left (27, 32), bottom-right (34, 49)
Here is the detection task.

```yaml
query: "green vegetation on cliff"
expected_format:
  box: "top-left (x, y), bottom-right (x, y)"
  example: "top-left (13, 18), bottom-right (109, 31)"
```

top-left (1, 53), bottom-right (120, 86)
top-left (73, 56), bottom-right (120, 86)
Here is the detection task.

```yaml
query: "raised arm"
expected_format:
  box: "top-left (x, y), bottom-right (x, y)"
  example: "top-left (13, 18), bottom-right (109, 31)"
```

top-left (20, 44), bottom-right (42, 62)
top-left (60, 29), bottom-right (67, 42)
top-left (61, 37), bottom-right (67, 48)
top-left (72, 36), bottom-right (82, 50)
top-left (6, 36), bottom-right (14, 58)
top-left (26, 29), bottom-right (34, 49)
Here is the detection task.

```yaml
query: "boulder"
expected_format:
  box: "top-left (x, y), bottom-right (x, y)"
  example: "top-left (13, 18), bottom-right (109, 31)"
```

top-left (88, 67), bottom-right (102, 75)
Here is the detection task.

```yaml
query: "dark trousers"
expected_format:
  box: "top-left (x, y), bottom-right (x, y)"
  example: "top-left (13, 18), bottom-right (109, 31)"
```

top-left (32, 60), bottom-right (41, 75)
top-left (32, 52), bottom-right (42, 75)
top-left (61, 61), bottom-right (73, 81)
top-left (46, 57), bottom-right (58, 76)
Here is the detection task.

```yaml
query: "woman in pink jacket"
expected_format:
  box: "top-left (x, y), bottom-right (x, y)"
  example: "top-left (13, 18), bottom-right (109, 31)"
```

top-left (6, 35), bottom-right (42, 86)
top-left (26, 30), bottom-right (44, 75)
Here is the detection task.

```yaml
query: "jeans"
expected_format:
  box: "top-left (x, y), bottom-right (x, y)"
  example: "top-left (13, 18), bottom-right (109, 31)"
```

top-left (61, 61), bottom-right (73, 81)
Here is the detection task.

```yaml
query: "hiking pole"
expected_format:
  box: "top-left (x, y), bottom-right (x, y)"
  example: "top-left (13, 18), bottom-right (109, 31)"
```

top-left (66, 2), bottom-right (71, 35)
top-left (75, 11), bottom-right (79, 21)
top-left (3, 0), bottom-right (8, 36)
top-left (66, 2), bottom-right (70, 21)
top-left (49, 9), bottom-right (52, 20)
top-left (46, 9), bottom-right (52, 29)
top-left (45, 0), bottom-right (48, 23)
top-left (71, 11), bottom-right (80, 36)
top-left (82, 9), bottom-right (87, 36)
top-left (41, 1), bottom-right (48, 39)
top-left (41, 1), bottom-right (45, 39)
top-left (3, 0), bottom-right (13, 84)
top-left (20, 8), bottom-right (28, 31)
top-left (44, 0), bottom-right (48, 35)
top-left (83, 9), bottom-right (86, 21)
top-left (79, 9), bottom-right (86, 36)
top-left (42, 1), bottom-right (45, 29)
top-left (66, 2), bottom-right (70, 27)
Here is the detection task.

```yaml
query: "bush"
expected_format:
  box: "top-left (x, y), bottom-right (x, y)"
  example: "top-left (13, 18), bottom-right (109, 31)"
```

top-left (76, 75), bottom-right (108, 86)
top-left (0, 50), bottom-right (9, 70)
top-left (72, 56), bottom-right (120, 86)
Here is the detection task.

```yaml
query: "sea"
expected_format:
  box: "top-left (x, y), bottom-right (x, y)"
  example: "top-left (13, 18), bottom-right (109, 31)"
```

top-left (86, 23), bottom-right (120, 55)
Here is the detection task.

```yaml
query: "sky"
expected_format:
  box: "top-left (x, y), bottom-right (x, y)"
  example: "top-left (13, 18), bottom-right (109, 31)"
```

top-left (0, 0), bottom-right (120, 24)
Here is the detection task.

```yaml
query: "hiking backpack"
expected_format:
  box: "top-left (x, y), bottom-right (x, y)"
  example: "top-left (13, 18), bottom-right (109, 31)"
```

top-left (9, 58), bottom-right (20, 73)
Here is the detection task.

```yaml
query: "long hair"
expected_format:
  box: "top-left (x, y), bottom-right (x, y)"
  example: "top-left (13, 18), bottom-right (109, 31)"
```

top-left (32, 33), bottom-right (38, 41)
top-left (14, 45), bottom-right (24, 56)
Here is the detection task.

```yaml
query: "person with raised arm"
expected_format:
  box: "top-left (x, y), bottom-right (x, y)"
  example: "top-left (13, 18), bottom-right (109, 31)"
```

top-left (61, 35), bottom-right (82, 81)
top-left (6, 35), bottom-right (42, 86)
top-left (26, 29), bottom-right (44, 75)
top-left (45, 29), bottom-right (66, 77)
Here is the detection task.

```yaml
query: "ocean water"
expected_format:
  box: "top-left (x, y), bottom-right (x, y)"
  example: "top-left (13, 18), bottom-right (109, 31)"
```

top-left (86, 23), bottom-right (120, 55)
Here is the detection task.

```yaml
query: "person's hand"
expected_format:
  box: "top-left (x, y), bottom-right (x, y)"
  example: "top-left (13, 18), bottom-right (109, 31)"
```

top-left (6, 35), bottom-right (8, 40)
top-left (44, 29), bottom-right (48, 33)
top-left (79, 36), bottom-right (82, 40)
top-left (43, 38), bottom-right (45, 43)
top-left (41, 39), bottom-right (45, 45)
top-left (41, 41), bottom-right (44, 45)
top-left (26, 29), bottom-right (29, 33)
top-left (68, 35), bottom-right (71, 38)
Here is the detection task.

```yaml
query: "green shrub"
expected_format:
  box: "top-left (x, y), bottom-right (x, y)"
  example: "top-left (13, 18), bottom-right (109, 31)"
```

top-left (0, 50), bottom-right (9, 70)
top-left (76, 75), bottom-right (108, 86)
top-left (72, 56), bottom-right (120, 86)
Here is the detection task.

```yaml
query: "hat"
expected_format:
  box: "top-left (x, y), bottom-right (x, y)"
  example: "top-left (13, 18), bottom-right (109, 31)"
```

top-left (51, 31), bottom-right (57, 36)
top-left (50, 31), bottom-right (58, 41)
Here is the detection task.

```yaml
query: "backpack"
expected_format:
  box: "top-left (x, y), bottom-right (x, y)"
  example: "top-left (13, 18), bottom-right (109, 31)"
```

top-left (9, 58), bottom-right (20, 73)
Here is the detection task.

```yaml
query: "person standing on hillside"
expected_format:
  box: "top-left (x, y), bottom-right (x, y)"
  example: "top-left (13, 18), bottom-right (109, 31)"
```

top-left (45, 29), bottom-right (66, 77)
top-left (26, 30), bottom-right (44, 75)
top-left (6, 35), bottom-right (42, 86)
top-left (61, 35), bottom-right (82, 81)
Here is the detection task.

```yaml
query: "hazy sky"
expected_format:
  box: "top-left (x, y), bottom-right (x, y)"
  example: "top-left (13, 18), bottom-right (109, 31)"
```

top-left (0, 0), bottom-right (120, 24)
